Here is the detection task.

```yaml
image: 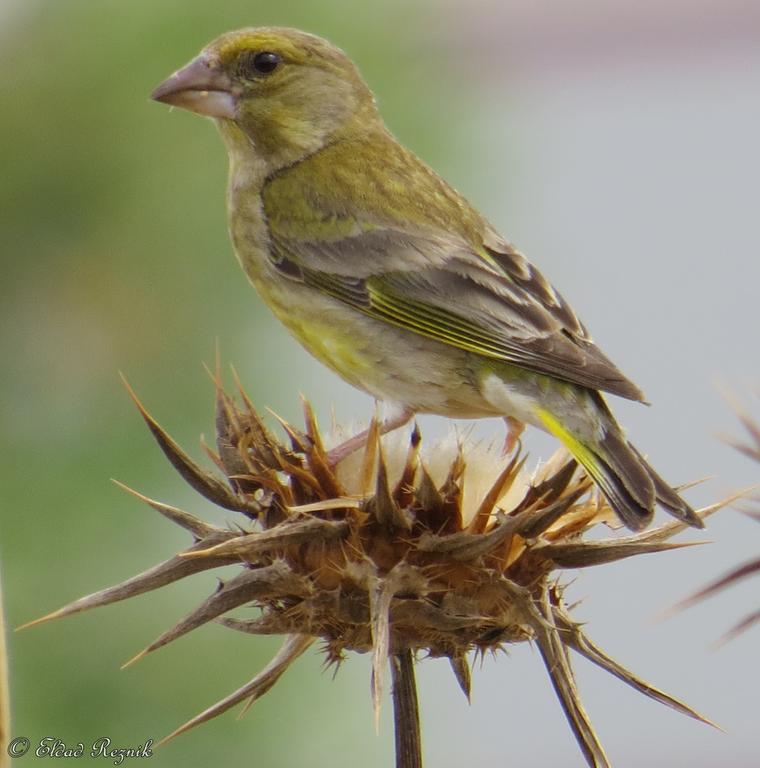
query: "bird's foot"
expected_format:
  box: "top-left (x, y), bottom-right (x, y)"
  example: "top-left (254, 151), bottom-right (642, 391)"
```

top-left (502, 416), bottom-right (525, 456)
top-left (326, 406), bottom-right (414, 467)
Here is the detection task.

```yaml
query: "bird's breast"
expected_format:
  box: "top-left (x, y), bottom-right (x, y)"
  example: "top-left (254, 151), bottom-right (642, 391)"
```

top-left (224, 175), bottom-right (499, 419)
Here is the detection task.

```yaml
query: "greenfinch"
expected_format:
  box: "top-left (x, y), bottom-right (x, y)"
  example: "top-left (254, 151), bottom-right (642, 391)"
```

top-left (151, 27), bottom-right (701, 532)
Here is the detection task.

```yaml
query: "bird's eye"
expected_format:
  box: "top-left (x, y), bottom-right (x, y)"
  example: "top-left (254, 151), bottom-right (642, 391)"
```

top-left (241, 51), bottom-right (281, 77)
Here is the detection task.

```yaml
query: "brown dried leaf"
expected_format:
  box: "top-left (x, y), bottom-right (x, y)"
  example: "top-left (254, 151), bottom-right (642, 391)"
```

top-left (531, 588), bottom-right (611, 768)
top-left (715, 609), bottom-right (760, 646)
top-left (448, 652), bottom-right (471, 701)
top-left (124, 561), bottom-right (312, 665)
top-left (535, 540), bottom-right (701, 569)
top-left (159, 634), bottom-right (314, 746)
top-left (415, 464), bottom-right (444, 513)
top-left (359, 417), bottom-right (380, 498)
top-left (369, 574), bottom-right (393, 730)
top-left (513, 487), bottom-right (587, 539)
top-left (513, 459), bottom-right (578, 516)
top-left (121, 375), bottom-right (257, 515)
top-left (439, 448), bottom-right (466, 534)
top-left (670, 558), bottom-right (760, 613)
top-left (182, 518), bottom-right (349, 560)
top-left (467, 452), bottom-right (526, 535)
top-left (266, 408), bottom-right (310, 455)
top-left (367, 436), bottom-right (410, 531)
top-left (418, 512), bottom-right (521, 561)
top-left (112, 481), bottom-right (217, 539)
top-left (553, 606), bottom-right (718, 728)
top-left (392, 423), bottom-right (421, 508)
top-left (390, 599), bottom-right (485, 632)
top-left (725, 397), bottom-right (760, 462)
top-left (219, 612), bottom-right (292, 637)
top-left (301, 396), bottom-right (326, 456)
top-left (368, 563), bottom-right (424, 730)
top-left (634, 490), bottom-right (752, 544)
top-left (18, 530), bottom-right (239, 630)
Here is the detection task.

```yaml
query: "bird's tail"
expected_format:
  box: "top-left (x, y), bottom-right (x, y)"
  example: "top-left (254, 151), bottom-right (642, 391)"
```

top-left (537, 408), bottom-right (703, 532)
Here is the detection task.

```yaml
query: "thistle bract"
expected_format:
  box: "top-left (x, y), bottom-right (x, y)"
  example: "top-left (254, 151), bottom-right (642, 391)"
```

top-left (27, 374), bottom-right (728, 768)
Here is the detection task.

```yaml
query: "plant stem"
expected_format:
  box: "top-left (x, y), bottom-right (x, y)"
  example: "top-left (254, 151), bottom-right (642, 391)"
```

top-left (0, 566), bottom-right (10, 768)
top-left (390, 649), bottom-right (422, 768)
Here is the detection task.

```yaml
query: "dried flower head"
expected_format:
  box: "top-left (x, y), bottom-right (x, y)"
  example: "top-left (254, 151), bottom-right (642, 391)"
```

top-left (25, 373), bottom-right (733, 768)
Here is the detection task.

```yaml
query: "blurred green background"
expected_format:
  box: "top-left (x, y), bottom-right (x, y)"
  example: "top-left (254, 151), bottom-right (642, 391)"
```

top-left (0, 3), bottom-right (474, 767)
top-left (2, 1), bottom-right (759, 766)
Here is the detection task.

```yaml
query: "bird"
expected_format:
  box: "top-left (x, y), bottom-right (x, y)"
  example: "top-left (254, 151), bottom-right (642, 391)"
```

top-left (151, 26), bottom-right (702, 532)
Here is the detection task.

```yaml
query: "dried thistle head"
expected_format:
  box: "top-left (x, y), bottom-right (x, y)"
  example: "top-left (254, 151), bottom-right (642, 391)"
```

top-left (25, 373), bottom-right (731, 768)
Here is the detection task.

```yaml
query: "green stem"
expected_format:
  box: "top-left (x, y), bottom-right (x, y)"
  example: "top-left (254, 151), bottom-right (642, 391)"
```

top-left (0, 565), bottom-right (10, 768)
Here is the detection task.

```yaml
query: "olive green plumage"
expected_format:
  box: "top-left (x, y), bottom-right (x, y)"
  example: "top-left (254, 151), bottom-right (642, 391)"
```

top-left (151, 27), bottom-right (701, 531)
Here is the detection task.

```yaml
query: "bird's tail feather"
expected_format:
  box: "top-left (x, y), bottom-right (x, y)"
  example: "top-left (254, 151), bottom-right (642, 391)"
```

top-left (629, 445), bottom-right (704, 528)
top-left (537, 409), bottom-right (701, 531)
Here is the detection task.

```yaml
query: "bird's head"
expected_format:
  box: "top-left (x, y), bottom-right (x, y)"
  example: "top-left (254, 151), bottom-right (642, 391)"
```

top-left (151, 27), bottom-right (377, 172)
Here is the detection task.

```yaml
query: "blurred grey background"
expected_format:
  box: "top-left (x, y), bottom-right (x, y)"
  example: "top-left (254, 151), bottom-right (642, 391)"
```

top-left (1, 1), bottom-right (759, 766)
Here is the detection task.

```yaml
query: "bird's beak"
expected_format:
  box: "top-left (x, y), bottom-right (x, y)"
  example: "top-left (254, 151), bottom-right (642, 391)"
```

top-left (151, 54), bottom-right (236, 119)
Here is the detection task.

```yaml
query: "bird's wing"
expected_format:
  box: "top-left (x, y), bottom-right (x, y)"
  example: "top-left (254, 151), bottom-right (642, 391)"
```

top-left (267, 221), bottom-right (645, 402)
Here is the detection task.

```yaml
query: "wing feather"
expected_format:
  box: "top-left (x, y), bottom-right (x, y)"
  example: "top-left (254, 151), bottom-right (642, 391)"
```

top-left (262, 152), bottom-right (645, 402)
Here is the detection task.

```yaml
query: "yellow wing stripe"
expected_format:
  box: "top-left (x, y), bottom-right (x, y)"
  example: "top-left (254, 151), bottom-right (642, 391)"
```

top-left (536, 408), bottom-right (604, 485)
top-left (367, 283), bottom-right (513, 360)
